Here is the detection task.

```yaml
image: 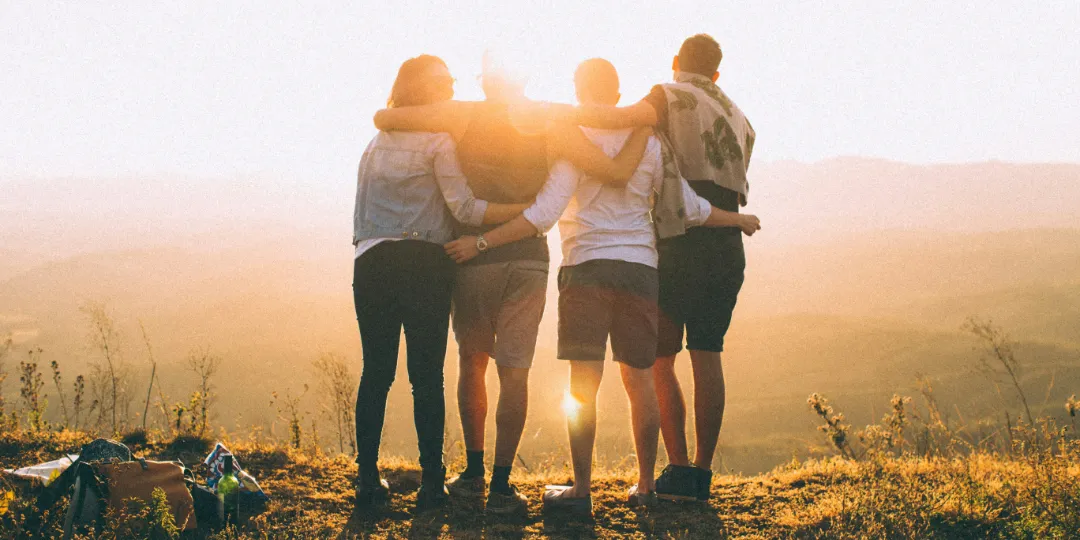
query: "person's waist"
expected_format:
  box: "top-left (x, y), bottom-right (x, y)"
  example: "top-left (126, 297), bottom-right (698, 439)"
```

top-left (464, 234), bottom-right (549, 265)
top-left (460, 222), bottom-right (547, 237)
top-left (354, 224), bottom-right (454, 244)
top-left (561, 238), bottom-right (658, 269)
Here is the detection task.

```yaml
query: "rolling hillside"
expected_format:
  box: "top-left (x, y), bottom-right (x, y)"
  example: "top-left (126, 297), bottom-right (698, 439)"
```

top-left (1, 160), bottom-right (1079, 473)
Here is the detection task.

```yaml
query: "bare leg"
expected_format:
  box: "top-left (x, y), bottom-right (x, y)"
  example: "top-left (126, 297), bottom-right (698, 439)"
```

top-left (619, 362), bottom-right (660, 492)
top-left (457, 352), bottom-right (490, 452)
top-left (565, 360), bottom-right (604, 498)
top-left (493, 365), bottom-right (530, 467)
top-left (652, 354), bottom-right (690, 466)
top-left (689, 350), bottom-right (725, 470)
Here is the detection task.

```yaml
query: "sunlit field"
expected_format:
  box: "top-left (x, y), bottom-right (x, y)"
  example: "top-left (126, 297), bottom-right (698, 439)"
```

top-left (3, 2), bottom-right (1080, 538)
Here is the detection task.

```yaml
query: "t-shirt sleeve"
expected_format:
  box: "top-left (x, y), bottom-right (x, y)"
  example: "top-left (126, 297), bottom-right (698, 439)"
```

top-left (642, 84), bottom-right (669, 133)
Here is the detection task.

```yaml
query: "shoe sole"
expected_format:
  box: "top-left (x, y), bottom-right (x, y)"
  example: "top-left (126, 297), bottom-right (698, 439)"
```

top-left (486, 505), bottom-right (528, 518)
top-left (657, 493), bottom-right (701, 502)
top-left (449, 490), bottom-right (486, 501)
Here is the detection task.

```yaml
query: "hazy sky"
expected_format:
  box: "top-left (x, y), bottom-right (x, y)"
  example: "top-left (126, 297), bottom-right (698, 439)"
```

top-left (2, 1), bottom-right (1078, 182)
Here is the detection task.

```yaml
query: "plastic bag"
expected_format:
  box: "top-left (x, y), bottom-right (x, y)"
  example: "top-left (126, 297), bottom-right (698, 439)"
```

top-left (203, 444), bottom-right (268, 500)
top-left (3, 454), bottom-right (78, 487)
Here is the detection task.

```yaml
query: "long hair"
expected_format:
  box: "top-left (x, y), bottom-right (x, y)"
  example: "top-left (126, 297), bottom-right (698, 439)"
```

top-left (387, 54), bottom-right (450, 108)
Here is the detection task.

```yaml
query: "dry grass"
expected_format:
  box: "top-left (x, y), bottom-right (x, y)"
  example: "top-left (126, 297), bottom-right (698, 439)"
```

top-left (3, 431), bottom-right (1079, 539)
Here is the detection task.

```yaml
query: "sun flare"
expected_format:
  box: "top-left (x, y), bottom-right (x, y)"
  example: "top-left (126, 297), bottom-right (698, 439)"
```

top-left (561, 391), bottom-right (582, 420)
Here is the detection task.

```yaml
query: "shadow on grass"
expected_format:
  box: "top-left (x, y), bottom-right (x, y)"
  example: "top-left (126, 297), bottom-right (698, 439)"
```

top-left (642, 499), bottom-right (730, 538)
top-left (540, 509), bottom-right (598, 538)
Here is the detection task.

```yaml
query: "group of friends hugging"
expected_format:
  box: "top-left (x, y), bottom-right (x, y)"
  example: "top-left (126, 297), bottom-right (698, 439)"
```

top-left (351, 33), bottom-right (761, 518)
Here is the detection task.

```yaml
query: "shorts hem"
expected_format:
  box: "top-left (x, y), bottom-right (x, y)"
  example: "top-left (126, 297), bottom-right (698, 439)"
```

top-left (491, 354), bottom-right (534, 369)
top-left (613, 356), bottom-right (657, 369)
top-left (686, 343), bottom-right (724, 353)
top-left (656, 345), bottom-right (683, 357)
top-left (556, 354), bottom-right (606, 362)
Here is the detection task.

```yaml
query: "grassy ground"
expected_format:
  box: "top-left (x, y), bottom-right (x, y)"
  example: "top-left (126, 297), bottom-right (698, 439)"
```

top-left (3, 431), bottom-right (1080, 538)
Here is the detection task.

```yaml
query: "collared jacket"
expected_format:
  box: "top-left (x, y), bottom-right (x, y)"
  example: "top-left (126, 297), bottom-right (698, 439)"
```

top-left (353, 131), bottom-right (489, 246)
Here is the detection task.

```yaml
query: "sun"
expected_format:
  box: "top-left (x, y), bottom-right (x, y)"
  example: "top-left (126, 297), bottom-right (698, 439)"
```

top-left (561, 391), bottom-right (582, 421)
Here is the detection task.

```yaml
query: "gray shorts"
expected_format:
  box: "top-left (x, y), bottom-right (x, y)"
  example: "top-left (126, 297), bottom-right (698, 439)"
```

top-left (451, 259), bottom-right (548, 369)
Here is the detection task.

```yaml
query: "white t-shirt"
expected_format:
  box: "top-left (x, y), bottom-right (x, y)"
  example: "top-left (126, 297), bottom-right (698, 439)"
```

top-left (353, 238), bottom-right (401, 260)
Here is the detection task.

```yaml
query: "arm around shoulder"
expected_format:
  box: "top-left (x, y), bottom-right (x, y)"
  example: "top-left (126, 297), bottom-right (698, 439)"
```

top-left (373, 101), bottom-right (472, 138)
top-left (572, 100), bottom-right (658, 130)
top-left (547, 125), bottom-right (653, 186)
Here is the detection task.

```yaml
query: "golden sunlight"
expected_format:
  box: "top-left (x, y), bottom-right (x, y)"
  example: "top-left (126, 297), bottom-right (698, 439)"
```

top-left (561, 391), bottom-right (582, 421)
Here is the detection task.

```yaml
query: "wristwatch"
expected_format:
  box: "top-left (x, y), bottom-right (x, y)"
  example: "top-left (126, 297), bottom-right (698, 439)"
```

top-left (476, 234), bottom-right (490, 252)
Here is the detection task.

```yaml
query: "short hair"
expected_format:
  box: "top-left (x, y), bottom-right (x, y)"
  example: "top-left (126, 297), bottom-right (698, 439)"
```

top-left (481, 50), bottom-right (527, 100)
top-left (678, 34), bottom-right (723, 77)
top-left (387, 54), bottom-right (449, 108)
top-left (574, 58), bottom-right (620, 104)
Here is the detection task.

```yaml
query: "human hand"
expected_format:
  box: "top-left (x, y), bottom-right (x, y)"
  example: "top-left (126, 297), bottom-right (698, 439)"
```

top-left (445, 236), bottom-right (480, 263)
top-left (738, 214), bottom-right (761, 236)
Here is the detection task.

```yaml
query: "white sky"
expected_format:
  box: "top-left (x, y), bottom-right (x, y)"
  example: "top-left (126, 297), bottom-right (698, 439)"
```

top-left (2, 1), bottom-right (1078, 182)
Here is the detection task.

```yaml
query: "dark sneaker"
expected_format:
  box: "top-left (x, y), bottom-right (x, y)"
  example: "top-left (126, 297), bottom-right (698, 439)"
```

top-left (486, 483), bottom-right (529, 516)
top-left (354, 477), bottom-right (390, 510)
top-left (627, 485), bottom-right (658, 508)
top-left (415, 482), bottom-right (449, 511)
top-left (655, 465), bottom-right (700, 502)
top-left (541, 486), bottom-right (592, 518)
top-left (447, 474), bottom-right (487, 501)
top-left (416, 468), bottom-right (449, 512)
top-left (695, 468), bottom-right (713, 502)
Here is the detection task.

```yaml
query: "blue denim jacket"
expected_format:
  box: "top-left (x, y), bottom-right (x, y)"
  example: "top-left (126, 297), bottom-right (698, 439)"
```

top-left (353, 131), bottom-right (489, 246)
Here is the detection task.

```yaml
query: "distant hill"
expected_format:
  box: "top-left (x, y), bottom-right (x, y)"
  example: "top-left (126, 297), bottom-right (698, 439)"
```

top-left (0, 248), bottom-right (50, 283)
top-left (750, 158), bottom-right (1080, 243)
top-left (4, 160), bottom-right (1079, 256)
top-left (2, 160), bottom-right (1079, 473)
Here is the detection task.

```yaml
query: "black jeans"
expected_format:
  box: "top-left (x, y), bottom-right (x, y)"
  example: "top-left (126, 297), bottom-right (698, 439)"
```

top-left (353, 240), bottom-right (454, 478)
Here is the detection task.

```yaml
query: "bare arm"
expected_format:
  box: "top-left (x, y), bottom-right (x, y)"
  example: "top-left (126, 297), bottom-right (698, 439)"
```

top-left (545, 100), bottom-right (658, 130)
top-left (481, 202), bottom-right (531, 225)
top-left (704, 208), bottom-right (760, 235)
top-left (669, 165), bottom-right (761, 236)
top-left (448, 215), bottom-right (541, 263)
top-left (546, 125), bottom-right (652, 187)
top-left (373, 101), bottom-right (474, 140)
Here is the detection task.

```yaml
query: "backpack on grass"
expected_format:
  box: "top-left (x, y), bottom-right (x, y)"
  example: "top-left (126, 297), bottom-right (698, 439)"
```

top-left (63, 458), bottom-right (198, 538)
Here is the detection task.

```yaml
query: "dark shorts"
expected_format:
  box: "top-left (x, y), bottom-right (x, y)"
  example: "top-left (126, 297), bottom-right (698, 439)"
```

top-left (557, 259), bottom-right (659, 369)
top-left (657, 226), bottom-right (745, 356)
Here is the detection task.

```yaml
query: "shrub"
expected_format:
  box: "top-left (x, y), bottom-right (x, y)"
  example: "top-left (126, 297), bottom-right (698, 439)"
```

top-left (271, 386), bottom-right (308, 450)
top-left (18, 349), bottom-right (48, 432)
top-left (186, 347), bottom-right (221, 438)
top-left (82, 302), bottom-right (133, 434)
top-left (312, 353), bottom-right (357, 455)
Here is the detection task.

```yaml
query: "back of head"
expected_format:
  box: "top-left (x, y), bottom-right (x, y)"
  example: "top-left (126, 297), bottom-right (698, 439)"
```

top-left (574, 58), bottom-right (620, 106)
top-left (678, 33), bottom-right (723, 77)
top-left (481, 50), bottom-right (528, 102)
top-left (387, 54), bottom-right (451, 108)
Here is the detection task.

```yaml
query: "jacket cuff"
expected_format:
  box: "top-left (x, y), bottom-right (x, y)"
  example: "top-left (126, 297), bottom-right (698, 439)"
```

top-left (466, 200), bottom-right (489, 227)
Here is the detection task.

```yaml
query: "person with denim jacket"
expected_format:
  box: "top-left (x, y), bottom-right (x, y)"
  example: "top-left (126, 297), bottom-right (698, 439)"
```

top-left (352, 54), bottom-right (529, 513)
